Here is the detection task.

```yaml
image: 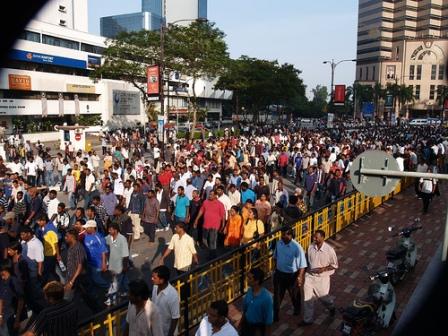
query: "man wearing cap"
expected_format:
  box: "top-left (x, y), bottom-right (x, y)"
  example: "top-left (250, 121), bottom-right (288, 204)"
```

top-left (82, 219), bottom-right (109, 290)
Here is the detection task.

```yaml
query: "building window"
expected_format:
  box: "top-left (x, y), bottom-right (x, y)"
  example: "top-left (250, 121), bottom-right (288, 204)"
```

top-left (437, 85), bottom-right (443, 100)
top-left (81, 43), bottom-right (105, 55)
top-left (359, 67), bottom-right (363, 80)
top-left (372, 66), bottom-right (375, 81)
top-left (415, 85), bottom-right (420, 99)
top-left (429, 85), bottom-right (435, 100)
top-left (59, 20), bottom-right (66, 26)
top-left (59, 5), bottom-right (66, 12)
top-left (431, 64), bottom-right (437, 80)
top-left (366, 66), bottom-right (369, 80)
top-left (416, 65), bottom-right (422, 80)
top-left (396, 46), bottom-right (400, 60)
top-left (19, 30), bottom-right (40, 43)
top-left (42, 34), bottom-right (79, 50)
top-left (439, 64), bottom-right (445, 80)
top-left (409, 65), bottom-right (415, 80)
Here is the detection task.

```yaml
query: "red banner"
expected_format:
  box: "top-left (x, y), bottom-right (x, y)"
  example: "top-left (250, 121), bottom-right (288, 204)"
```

top-left (444, 98), bottom-right (448, 110)
top-left (334, 85), bottom-right (346, 104)
top-left (147, 65), bottom-right (160, 95)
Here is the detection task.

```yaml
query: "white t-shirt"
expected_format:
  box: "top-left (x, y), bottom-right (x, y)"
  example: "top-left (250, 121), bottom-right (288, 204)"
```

top-left (195, 316), bottom-right (238, 336)
top-left (154, 147), bottom-right (161, 159)
top-left (25, 161), bottom-right (38, 176)
top-left (85, 174), bottom-right (96, 192)
top-left (420, 178), bottom-right (436, 194)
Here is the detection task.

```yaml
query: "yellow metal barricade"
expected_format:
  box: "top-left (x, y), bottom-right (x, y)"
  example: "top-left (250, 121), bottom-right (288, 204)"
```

top-left (79, 178), bottom-right (413, 336)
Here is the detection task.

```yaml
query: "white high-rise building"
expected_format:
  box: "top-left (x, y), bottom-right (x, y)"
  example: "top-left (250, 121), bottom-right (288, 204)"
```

top-left (35, 0), bottom-right (89, 32)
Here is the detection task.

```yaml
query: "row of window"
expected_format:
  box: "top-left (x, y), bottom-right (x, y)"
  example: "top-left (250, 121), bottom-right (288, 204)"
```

top-left (19, 30), bottom-right (105, 54)
top-left (409, 85), bottom-right (445, 100)
top-left (409, 64), bottom-right (445, 81)
top-left (0, 90), bottom-right (100, 101)
top-left (359, 65), bottom-right (376, 81)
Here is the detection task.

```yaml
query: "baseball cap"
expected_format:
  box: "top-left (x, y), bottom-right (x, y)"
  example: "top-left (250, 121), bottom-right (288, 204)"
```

top-left (83, 220), bottom-right (97, 229)
top-left (4, 212), bottom-right (15, 221)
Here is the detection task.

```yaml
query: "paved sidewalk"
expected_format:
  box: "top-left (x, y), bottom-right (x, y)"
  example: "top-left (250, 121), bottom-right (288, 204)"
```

top-left (225, 183), bottom-right (447, 336)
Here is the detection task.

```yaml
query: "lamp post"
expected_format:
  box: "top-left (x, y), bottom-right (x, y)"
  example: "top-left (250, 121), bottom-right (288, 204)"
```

top-left (159, 12), bottom-right (208, 146)
top-left (323, 58), bottom-right (356, 112)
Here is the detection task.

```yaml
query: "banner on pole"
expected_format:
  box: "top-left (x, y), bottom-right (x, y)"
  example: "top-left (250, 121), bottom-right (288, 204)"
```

top-left (147, 65), bottom-right (160, 96)
top-left (334, 85), bottom-right (345, 105)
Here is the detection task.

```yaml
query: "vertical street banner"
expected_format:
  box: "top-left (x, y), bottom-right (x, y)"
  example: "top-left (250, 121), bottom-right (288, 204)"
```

top-left (58, 93), bottom-right (64, 117)
top-left (74, 94), bottom-right (80, 117)
top-left (41, 92), bottom-right (47, 117)
top-left (334, 85), bottom-right (345, 105)
top-left (385, 94), bottom-right (394, 107)
top-left (327, 113), bottom-right (334, 128)
top-left (147, 65), bottom-right (160, 96)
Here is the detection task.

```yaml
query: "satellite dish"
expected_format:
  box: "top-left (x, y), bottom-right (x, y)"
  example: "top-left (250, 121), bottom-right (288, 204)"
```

top-left (350, 150), bottom-right (400, 197)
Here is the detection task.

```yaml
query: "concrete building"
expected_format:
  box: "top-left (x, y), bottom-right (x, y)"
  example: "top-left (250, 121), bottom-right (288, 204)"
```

top-left (356, 0), bottom-right (448, 119)
top-left (0, 0), bottom-right (229, 139)
top-left (100, 0), bottom-right (207, 38)
top-left (36, 0), bottom-right (89, 32)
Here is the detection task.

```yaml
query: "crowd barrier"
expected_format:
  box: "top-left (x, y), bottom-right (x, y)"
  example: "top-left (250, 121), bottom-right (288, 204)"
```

top-left (78, 177), bottom-right (413, 336)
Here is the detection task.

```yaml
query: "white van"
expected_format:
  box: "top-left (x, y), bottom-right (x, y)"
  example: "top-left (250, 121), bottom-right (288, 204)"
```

top-left (409, 119), bottom-right (428, 126)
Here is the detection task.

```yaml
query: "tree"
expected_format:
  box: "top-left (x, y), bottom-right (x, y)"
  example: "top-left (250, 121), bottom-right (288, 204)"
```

top-left (164, 21), bottom-right (229, 130)
top-left (216, 56), bottom-right (306, 122)
top-left (373, 82), bottom-right (385, 118)
top-left (397, 84), bottom-right (415, 116)
top-left (91, 21), bottom-right (229, 126)
top-left (91, 30), bottom-right (161, 120)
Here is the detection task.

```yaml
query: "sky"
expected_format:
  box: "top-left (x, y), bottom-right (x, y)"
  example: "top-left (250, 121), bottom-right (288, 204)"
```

top-left (88, 0), bottom-right (358, 99)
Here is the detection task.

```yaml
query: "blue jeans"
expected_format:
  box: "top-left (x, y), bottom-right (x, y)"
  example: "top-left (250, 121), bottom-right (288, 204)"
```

top-left (158, 211), bottom-right (168, 229)
top-left (45, 170), bottom-right (53, 186)
top-left (88, 265), bottom-right (109, 290)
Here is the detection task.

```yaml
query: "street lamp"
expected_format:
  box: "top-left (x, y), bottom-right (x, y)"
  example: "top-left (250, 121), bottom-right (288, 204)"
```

top-left (159, 14), bottom-right (208, 147)
top-left (322, 58), bottom-right (356, 103)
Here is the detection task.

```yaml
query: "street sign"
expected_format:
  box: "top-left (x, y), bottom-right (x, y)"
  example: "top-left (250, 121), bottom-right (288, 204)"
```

top-left (75, 133), bottom-right (81, 141)
top-left (350, 150), bottom-right (400, 197)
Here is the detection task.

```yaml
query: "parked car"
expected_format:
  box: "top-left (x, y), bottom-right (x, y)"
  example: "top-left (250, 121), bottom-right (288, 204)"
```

top-left (409, 119), bottom-right (428, 126)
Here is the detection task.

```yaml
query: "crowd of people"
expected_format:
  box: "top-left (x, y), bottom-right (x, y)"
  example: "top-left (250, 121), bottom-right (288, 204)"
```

top-left (0, 121), bottom-right (445, 335)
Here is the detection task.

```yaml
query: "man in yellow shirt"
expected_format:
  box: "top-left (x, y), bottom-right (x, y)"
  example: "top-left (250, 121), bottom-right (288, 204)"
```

top-left (36, 215), bottom-right (60, 284)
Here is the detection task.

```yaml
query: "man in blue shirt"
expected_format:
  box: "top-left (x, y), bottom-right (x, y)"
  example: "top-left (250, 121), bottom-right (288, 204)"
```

top-left (82, 220), bottom-right (109, 291)
top-left (174, 186), bottom-right (190, 223)
top-left (240, 182), bottom-right (256, 205)
top-left (241, 268), bottom-right (273, 336)
top-left (272, 226), bottom-right (307, 322)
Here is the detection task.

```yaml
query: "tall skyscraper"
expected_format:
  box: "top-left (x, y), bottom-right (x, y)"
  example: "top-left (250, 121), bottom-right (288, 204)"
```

top-left (100, 0), bottom-right (207, 38)
top-left (356, 0), bottom-right (448, 119)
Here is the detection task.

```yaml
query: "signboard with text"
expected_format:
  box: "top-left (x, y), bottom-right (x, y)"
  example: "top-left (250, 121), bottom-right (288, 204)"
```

top-left (112, 90), bottom-right (140, 115)
top-left (9, 49), bottom-right (86, 69)
top-left (66, 84), bottom-right (96, 94)
top-left (147, 65), bottom-right (160, 96)
top-left (362, 102), bottom-right (374, 117)
top-left (385, 94), bottom-right (394, 107)
top-left (8, 74), bottom-right (31, 90)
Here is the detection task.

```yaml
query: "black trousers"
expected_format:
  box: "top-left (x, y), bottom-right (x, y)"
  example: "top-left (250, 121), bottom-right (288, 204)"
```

top-left (273, 270), bottom-right (301, 320)
top-left (142, 221), bottom-right (156, 242)
top-left (421, 193), bottom-right (432, 213)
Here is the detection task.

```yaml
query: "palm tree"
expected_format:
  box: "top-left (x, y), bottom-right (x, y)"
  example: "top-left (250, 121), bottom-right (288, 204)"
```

top-left (373, 82), bottom-right (385, 118)
top-left (386, 82), bottom-right (400, 120)
top-left (398, 85), bottom-right (415, 117)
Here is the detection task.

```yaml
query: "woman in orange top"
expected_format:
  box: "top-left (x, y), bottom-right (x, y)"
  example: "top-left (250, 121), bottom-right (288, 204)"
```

top-left (224, 206), bottom-right (243, 248)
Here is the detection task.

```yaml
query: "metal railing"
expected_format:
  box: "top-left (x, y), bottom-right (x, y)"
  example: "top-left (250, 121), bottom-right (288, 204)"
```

top-left (78, 177), bottom-right (413, 336)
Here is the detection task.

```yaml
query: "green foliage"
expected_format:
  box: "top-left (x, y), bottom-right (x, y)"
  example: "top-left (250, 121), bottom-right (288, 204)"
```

top-left (91, 22), bottom-right (229, 124)
top-left (76, 114), bottom-right (102, 126)
top-left (216, 56), bottom-right (306, 121)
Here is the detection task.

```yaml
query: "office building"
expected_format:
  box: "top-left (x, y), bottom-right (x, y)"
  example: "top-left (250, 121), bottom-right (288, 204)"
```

top-left (356, 0), bottom-right (448, 119)
top-left (100, 0), bottom-right (207, 38)
top-left (36, 0), bottom-right (89, 32)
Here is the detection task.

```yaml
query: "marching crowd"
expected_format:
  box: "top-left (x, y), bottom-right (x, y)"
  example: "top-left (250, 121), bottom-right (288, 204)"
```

top-left (0, 122), bottom-right (445, 335)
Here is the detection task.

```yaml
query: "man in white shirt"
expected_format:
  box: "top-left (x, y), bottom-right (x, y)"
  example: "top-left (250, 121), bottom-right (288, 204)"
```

top-left (151, 266), bottom-right (180, 336)
top-left (227, 184), bottom-right (241, 207)
top-left (185, 178), bottom-right (197, 201)
top-left (25, 157), bottom-right (38, 186)
top-left (195, 300), bottom-right (238, 336)
top-left (45, 189), bottom-right (60, 222)
top-left (216, 186), bottom-right (232, 220)
top-left (8, 157), bottom-right (24, 175)
top-left (125, 279), bottom-right (164, 336)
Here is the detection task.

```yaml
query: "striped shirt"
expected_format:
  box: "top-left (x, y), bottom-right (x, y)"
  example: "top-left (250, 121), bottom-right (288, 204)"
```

top-left (26, 299), bottom-right (78, 336)
top-left (67, 242), bottom-right (86, 282)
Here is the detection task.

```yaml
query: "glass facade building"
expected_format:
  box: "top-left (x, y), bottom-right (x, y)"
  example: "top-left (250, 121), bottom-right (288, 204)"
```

top-left (100, 12), bottom-right (162, 38)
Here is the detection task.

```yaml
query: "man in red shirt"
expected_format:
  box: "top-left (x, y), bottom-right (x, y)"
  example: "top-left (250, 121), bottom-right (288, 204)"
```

top-left (278, 150), bottom-right (289, 178)
top-left (193, 190), bottom-right (225, 260)
top-left (158, 165), bottom-right (173, 191)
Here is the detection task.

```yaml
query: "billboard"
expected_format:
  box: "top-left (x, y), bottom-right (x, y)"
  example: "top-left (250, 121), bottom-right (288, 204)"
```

top-left (9, 49), bottom-right (87, 69)
top-left (66, 84), bottom-right (96, 94)
top-left (87, 55), bottom-right (101, 69)
top-left (8, 74), bottom-right (31, 90)
top-left (385, 94), bottom-right (394, 107)
top-left (334, 85), bottom-right (345, 105)
top-left (361, 102), bottom-right (374, 117)
top-left (147, 65), bottom-right (160, 96)
top-left (112, 90), bottom-right (140, 115)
